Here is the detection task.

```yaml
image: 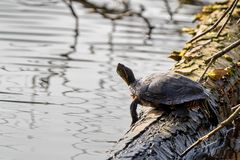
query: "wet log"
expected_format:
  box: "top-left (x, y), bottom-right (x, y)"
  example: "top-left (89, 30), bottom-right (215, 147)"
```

top-left (108, 1), bottom-right (240, 160)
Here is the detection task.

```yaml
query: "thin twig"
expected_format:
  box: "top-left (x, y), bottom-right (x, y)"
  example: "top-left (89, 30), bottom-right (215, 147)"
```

top-left (216, 0), bottom-right (238, 37)
top-left (231, 105), bottom-right (240, 112)
top-left (198, 39), bottom-right (240, 82)
top-left (188, 0), bottom-right (239, 43)
top-left (237, 18), bottom-right (240, 24)
top-left (181, 104), bottom-right (240, 157)
top-left (198, 58), bottom-right (214, 82)
top-left (205, 39), bottom-right (240, 64)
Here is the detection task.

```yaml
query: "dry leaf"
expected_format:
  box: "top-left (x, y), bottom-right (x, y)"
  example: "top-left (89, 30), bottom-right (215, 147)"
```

top-left (223, 55), bottom-right (233, 62)
top-left (207, 68), bottom-right (230, 80)
top-left (169, 51), bottom-right (182, 61)
top-left (175, 67), bottom-right (198, 75)
top-left (236, 62), bottom-right (240, 67)
top-left (182, 27), bottom-right (195, 35)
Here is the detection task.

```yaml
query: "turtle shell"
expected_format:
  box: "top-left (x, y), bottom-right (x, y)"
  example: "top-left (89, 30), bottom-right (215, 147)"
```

top-left (133, 72), bottom-right (208, 106)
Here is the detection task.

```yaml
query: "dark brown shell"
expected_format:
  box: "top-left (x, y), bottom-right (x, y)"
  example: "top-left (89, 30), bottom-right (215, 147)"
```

top-left (132, 72), bottom-right (208, 106)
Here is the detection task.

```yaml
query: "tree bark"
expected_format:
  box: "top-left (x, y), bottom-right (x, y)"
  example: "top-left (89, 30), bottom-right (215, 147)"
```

top-left (108, 1), bottom-right (240, 160)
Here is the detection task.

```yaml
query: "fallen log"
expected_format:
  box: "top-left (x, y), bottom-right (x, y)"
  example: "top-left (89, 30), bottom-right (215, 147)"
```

top-left (108, 1), bottom-right (240, 159)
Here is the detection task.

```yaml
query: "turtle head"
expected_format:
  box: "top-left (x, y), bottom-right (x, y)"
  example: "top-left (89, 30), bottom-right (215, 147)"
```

top-left (116, 63), bottom-right (136, 85)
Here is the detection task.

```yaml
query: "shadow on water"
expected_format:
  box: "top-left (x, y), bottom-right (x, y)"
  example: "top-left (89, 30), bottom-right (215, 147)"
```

top-left (0, 0), bottom-right (219, 159)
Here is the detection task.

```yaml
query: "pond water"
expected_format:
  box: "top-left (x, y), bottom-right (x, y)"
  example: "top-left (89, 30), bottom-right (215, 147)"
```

top-left (0, 0), bottom-right (217, 160)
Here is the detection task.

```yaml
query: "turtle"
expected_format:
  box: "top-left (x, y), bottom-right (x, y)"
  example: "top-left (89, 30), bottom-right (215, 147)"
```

top-left (116, 63), bottom-right (218, 125)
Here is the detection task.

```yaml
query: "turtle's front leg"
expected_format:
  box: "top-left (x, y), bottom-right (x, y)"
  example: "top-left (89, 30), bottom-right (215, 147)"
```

top-left (130, 97), bottom-right (139, 125)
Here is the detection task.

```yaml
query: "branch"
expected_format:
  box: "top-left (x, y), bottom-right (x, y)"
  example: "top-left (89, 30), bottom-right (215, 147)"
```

top-left (188, 0), bottom-right (239, 43)
top-left (181, 104), bottom-right (240, 157)
top-left (216, 0), bottom-right (238, 37)
top-left (199, 38), bottom-right (240, 82)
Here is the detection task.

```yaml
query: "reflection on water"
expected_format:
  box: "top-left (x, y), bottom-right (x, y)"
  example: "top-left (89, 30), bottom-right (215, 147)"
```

top-left (0, 0), bottom-right (215, 159)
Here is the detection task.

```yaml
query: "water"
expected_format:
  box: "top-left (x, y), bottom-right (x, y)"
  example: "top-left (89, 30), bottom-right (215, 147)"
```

top-left (0, 0), bottom-right (217, 159)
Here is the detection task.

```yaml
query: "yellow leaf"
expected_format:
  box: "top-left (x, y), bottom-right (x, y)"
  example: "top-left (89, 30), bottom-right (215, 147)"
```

top-left (207, 68), bottom-right (230, 80)
top-left (182, 27), bottom-right (195, 35)
top-left (215, 0), bottom-right (228, 5)
top-left (169, 51), bottom-right (182, 61)
top-left (236, 62), bottom-right (240, 67)
top-left (179, 49), bottom-right (188, 57)
top-left (223, 55), bottom-right (233, 62)
top-left (202, 5), bottom-right (213, 13)
top-left (212, 5), bottom-right (228, 10)
top-left (194, 13), bottom-right (206, 21)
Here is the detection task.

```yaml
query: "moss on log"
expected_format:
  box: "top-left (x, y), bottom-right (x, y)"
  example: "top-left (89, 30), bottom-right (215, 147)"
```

top-left (108, 1), bottom-right (240, 159)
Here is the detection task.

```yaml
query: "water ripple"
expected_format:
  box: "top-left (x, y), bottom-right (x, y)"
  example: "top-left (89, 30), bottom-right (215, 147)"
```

top-left (0, 0), bottom-right (212, 159)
